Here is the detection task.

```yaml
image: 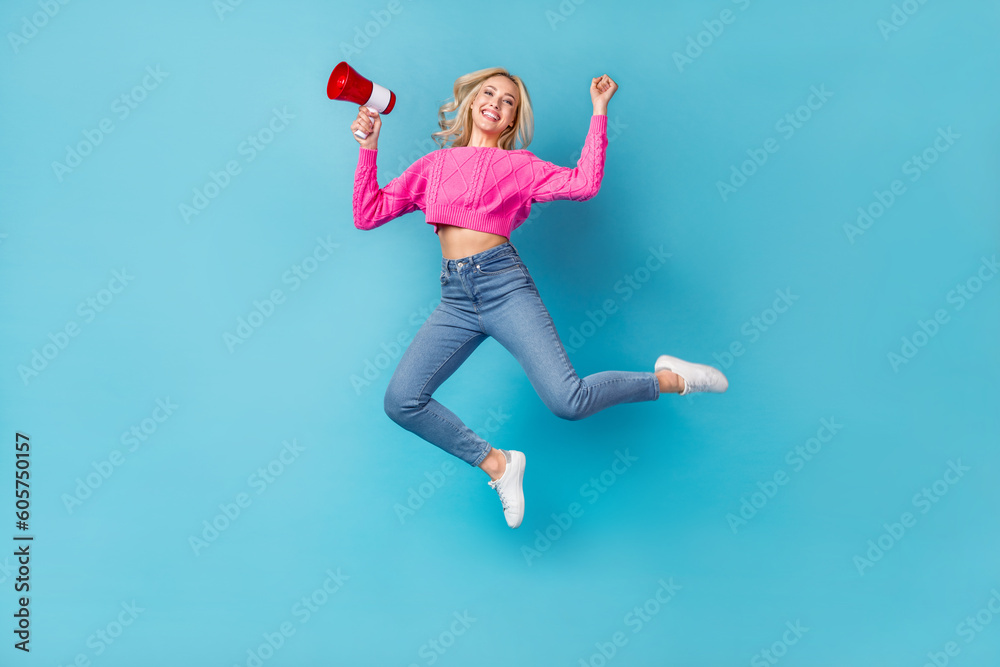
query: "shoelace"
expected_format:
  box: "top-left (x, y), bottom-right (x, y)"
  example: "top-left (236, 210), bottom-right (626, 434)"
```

top-left (491, 481), bottom-right (510, 511)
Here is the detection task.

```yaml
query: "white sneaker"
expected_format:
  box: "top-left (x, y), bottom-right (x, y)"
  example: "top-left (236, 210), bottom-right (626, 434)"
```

top-left (655, 354), bottom-right (729, 395)
top-left (487, 449), bottom-right (525, 528)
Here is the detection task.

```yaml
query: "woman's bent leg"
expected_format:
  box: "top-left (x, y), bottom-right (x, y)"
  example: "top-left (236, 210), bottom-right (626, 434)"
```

top-left (383, 302), bottom-right (493, 466)
top-left (483, 274), bottom-right (660, 421)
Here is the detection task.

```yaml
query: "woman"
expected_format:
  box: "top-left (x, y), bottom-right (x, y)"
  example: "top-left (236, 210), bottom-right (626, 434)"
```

top-left (351, 67), bottom-right (728, 529)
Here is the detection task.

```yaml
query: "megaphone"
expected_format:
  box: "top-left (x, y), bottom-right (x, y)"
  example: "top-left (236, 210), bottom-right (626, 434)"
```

top-left (327, 61), bottom-right (396, 140)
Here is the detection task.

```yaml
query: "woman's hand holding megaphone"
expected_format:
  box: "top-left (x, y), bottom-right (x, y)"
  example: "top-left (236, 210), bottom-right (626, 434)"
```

top-left (352, 106), bottom-right (381, 149)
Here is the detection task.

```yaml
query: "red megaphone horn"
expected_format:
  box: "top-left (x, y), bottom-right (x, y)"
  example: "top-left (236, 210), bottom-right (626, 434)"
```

top-left (327, 61), bottom-right (396, 140)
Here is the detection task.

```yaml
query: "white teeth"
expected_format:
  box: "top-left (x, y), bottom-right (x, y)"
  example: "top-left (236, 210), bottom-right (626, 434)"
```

top-left (482, 109), bottom-right (499, 121)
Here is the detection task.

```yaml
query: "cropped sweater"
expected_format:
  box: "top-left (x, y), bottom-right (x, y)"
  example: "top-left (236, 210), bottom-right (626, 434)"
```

top-left (353, 113), bottom-right (608, 237)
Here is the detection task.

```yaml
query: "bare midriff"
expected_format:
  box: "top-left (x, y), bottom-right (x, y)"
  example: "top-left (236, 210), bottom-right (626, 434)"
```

top-left (435, 222), bottom-right (509, 260)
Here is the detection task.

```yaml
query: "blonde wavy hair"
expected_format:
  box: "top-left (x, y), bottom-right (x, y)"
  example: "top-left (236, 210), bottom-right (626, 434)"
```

top-left (431, 67), bottom-right (533, 150)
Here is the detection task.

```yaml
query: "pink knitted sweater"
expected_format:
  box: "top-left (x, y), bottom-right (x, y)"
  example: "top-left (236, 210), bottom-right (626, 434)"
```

top-left (353, 114), bottom-right (608, 236)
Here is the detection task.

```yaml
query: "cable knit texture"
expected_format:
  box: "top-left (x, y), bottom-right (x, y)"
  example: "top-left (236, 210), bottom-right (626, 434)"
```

top-left (353, 114), bottom-right (608, 236)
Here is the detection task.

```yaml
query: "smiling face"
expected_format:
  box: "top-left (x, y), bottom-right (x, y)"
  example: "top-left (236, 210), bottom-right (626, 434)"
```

top-left (469, 75), bottom-right (519, 147)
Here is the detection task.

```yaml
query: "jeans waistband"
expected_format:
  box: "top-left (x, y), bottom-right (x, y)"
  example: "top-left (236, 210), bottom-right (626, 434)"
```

top-left (441, 242), bottom-right (518, 270)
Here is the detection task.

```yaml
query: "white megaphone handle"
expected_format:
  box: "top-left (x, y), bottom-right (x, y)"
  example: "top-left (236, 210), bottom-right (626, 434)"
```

top-left (354, 107), bottom-right (374, 139)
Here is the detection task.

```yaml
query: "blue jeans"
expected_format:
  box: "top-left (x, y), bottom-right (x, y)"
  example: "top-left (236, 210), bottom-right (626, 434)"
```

top-left (383, 242), bottom-right (660, 467)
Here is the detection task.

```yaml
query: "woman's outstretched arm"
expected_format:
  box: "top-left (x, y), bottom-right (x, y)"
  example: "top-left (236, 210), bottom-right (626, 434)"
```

top-left (350, 105), bottom-right (431, 230)
top-left (526, 74), bottom-right (618, 204)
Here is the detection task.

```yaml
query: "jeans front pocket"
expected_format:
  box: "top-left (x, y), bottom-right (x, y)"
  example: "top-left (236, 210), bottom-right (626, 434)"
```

top-left (440, 268), bottom-right (450, 286)
top-left (475, 254), bottom-right (522, 275)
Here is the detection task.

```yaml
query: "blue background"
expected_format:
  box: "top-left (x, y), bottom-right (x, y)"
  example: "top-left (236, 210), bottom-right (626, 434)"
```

top-left (1, 0), bottom-right (998, 665)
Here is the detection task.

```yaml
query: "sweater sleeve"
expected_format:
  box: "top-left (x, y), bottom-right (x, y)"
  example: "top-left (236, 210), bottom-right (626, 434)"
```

top-left (528, 114), bottom-right (608, 203)
top-left (353, 148), bottom-right (433, 230)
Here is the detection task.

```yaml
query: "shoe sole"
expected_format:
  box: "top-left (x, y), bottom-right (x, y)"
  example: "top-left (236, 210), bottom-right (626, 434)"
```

top-left (509, 452), bottom-right (526, 529)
